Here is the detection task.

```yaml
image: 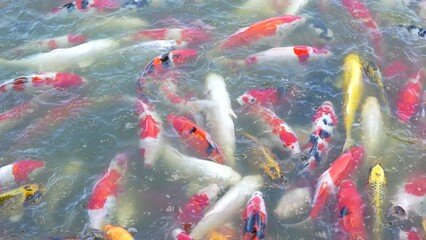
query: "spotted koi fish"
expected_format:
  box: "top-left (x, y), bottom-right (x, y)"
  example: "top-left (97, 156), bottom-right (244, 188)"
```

top-left (390, 174), bottom-right (426, 220)
top-left (50, 0), bottom-right (120, 15)
top-left (131, 28), bottom-right (211, 45)
top-left (242, 191), bottom-right (267, 240)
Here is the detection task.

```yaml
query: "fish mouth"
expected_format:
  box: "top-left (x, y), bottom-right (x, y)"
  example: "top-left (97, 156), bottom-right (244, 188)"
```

top-left (389, 205), bottom-right (407, 220)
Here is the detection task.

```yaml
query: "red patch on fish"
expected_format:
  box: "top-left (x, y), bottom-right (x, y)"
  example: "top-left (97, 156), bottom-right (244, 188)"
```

top-left (178, 193), bottom-right (210, 232)
top-left (133, 29), bottom-right (167, 41)
top-left (12, 77), bottom-right (27, 91)
top-left (53, 72), bottom-right (85, 89)
top-left (139, 115), bottom-right (160, 139)
top-left (92, 0), bottom-right (120, 8)
top-left (12, 159), bottom-right (45, 182)
top-left (47, 40), bottom-right (59, 50)
top-left (293, 46), bottom-right (310, 64)
top-left (405, 176), bottom-right (426, 196)
top-left (383, 60), bottom-right (409, 79)
top-left (87, 169), bottom-right (121, 210)
top-left (68, 34), bottom-right (87, 45)
top-left (395, 70), bottom-right (424, 122)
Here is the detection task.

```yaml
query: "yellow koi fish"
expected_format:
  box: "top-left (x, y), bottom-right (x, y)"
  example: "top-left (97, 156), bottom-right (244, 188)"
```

top-left (368, 162), bottom-right (387, 239)
top-left (342, 53), bottom-right (364, 152)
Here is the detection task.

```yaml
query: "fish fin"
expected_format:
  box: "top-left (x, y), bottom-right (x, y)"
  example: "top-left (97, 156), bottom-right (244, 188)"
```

top-left (226, 105), bottom-right (237, 118)
top-left (341, 137), bottom-right (352, 153)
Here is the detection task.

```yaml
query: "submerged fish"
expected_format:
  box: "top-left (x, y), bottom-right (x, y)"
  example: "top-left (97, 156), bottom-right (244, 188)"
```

top-left (131, 28), bottom-right (211, 46)
top-left (361, 97), bottom-right (385, 159)
top-left (368, 162), bottom-right (387, 239)
top-left (242, 191), bottom-right (267, 240)
top-left (274, 187), bottom-right (312, 220)
top-left (235, 0), bottom-right (309, 18)
top-left (219, 16), bottom-right (305, 51)
top-left (342, 53), bottom-right (364, 152)
top-left (104, 225), bottom-right (134, 240)
top-left (0, 184), bottom-right (45, 222)
top-left (237, 87), bottom-right (287, 108)
top-left (0, 159), bottom-right (45, 189)
top-left (363, 61), bottom-right (389, 111)
top-left (395, 70), bottom-right (424, 123)
top-left (190, 175), bottom-right (263, 240)
top-left (390, 174), bottom-right (426, 220)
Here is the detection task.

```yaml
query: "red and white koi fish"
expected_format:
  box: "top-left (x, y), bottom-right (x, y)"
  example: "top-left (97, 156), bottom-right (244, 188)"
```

top-left (310, 146), bottom-right (364, 219)
top-left (341, 0), bottom-right (382, 55)
top-left (399, 228), bottom-right (424, 240)
top-left (242, 191), bottom-right (267, 240)
top-left (178, 184), bottom-right (221, 232)
top-left (244, 103), bottom-right (300, 156)
top-left (168, 115), bottom-right (226, 164)
top-left (135, 98), bottom-right (163, 169)
top-left (219, 16), bottom-right (305, 51)
top-left (244, 46), bottom-right (332, 66)
top-left (50, 0), bottom-right (120, 15)
top-left (162, 145), bottom-right (241, 187)
top-left (190, 175), bottom-right (263, 240)
top-left (0, 72), bottom-right (86, 93)
top-left (336, 180), bottom-right (368, 240)
top-left (274, 187), bottom-right (312, 220)
top-left (0, 159), bottom-right (45, 189)
top-left (87, 152), bottom-right (129, 231)
top-left (131, 28), bottom-right (211, 45)
top-left (137, 49), bottom-right (198, 93)
top-left (390, 174), bottom-right (426, 220)
top-left (172, 229), bottom-right (193, 240)
top-left (237, 87), bottom-right (286, 107)
top-left (0, 100), bottom-right (36, 135)
top-left (4, 34), bottom-right (87, 58)
top-left (299, 101), bottom-right (338, 175)
top-left (190, 73), bottom-right (237, 166)
top-left (395, 70), bottom-right (424, 122)
top-left (0, 39), bottom-right (119, 71)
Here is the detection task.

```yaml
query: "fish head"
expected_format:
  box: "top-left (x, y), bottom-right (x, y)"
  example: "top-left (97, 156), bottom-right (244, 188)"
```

top-left (389, 204), bottom-right (408, 220)
top-left (12, 159), bottom-right (45, 182)
top-left (104, 225), bottom-right (133, 240)
top-left (243, 191), bottom-right (267, 239)
top-left (368, 162), bottom-right (386, 185)
top-left (170, 49), bottom-right (198, 65)
top-left (311, 47), bottom-right (332, 58)
top-left (22, 184), bottom-right (44, 204)
top-left (167, 114), bottom-right (191, 134)
top-left (277, 15), bottom-right (306, 34)
top-left (237, 93), bottom-right (257, 105)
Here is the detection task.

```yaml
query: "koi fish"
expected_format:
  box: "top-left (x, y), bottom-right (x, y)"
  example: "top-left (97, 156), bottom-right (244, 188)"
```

top-left (190, 175), bottom-right (263, 240)
top-left (241, 132), bottom-right (284, 182)
top-left (390, 174), bottom-right (426, 220)
top-left (191, 73), bottom-right (237, 166)
top-left (168, 115), bottom-right (226, 164)
top-left (336, 180), bottom-right (368, 240)
top-left (310, 146), bottom-right (364, 219)
top-left (3, 34), bottom-right (87, 58)
top-left (137, 49), bottom-right (198, 92)
top-left (242, 191), bottom-right (267, 240)
top-left (341, 0), bottom-right (382, 55)
top-left (0, 159), bottom-right (45, 189)
top-left (363, 61), bottom-right (389, 111)
top-left (162, 145), bottom-right (241, 187)
top-left (299, 101), bottom-right (338, 175)
top-left (342, 53), bottom-right (364, 152)
top-left (219, 16), bottom-right (305, 50)
top-left (104, 225), bottom-right (134, 240)
top-left (0, 39), bottom-right (119, 71)
top-left (0, 72), bottom-right (86, 93)
top-left (131, 28), bottom-right (211, 45)
top-left (0, 184), bottom-right (45, 222)
top-left (173, 229), bottom-right (193, 240)
top-left (87, 152), bottom-right (129, 232)
top-left (50, 0), bottom-right (120, 15)
top-left (274, 187), bottom-right (312, 220)
top-left (178, 184), bottom-right (221, 232)
top-left (235, 0), bottom-right (309, 18)
top-left (237, 87), bottom-right (286, 107)
top-left (399, 228), bottom-right (424, 240)
top-left (135, 98), bottom-right (163, 169)
top-left (244, 46), bottom-right (332, 66)
top-left (244, 103), bottom-right (300, 156)
top-left (368, 162), bottom-right (387, 240)
top-left (361, 97), bottom-right (385, 159)
top-left (395, 70), bottom-right (424, 122)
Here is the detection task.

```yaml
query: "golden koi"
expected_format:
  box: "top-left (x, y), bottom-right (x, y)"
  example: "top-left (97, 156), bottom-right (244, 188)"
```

top-left (367, 162), bottom-right (387, 239)
top-left (342, 53), bottom-right (364, 152)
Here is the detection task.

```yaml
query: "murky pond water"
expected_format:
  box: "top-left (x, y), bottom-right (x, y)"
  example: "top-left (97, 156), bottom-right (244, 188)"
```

top-left (0, 0), bottom-right (426, 239)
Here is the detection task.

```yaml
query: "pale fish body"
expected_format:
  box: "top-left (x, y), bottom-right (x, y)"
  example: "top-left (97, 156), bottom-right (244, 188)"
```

top-left (273, 187), bottom-right (312, 220)
top-left (202, 73), bottom-right (236, 167)
top-left (361, 97), bottom-right (385, 158)
top-left (116, 188), bottom-right (143, 228)
top-left (190, 175), bottom-right (263, 240)
top-left (162, 145), bottom-right (241, 188)
top-left (368, 162), bottom-right (386, 239)
top-left (81, 16), bottom-right (148, 37)
top-left (45, 160), bottom-right (84, 215)
top-left (235, 0), bottom-right (309, 17)
top-left (342, 53), bottom-right (364, 151)
top-left (0, 39), bottom-right (119, 71)
top-left (117, 40), bottom-right (188, 56)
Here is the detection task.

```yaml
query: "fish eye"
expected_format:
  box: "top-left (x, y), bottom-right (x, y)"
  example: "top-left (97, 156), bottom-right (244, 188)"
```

top-left (250, 98), bottom-right (256, 103)
top-left (24, 186), bottom-right (32, 191)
